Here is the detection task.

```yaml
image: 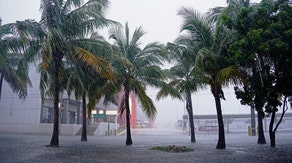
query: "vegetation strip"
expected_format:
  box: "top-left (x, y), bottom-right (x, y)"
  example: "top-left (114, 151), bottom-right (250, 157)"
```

top-left (151, 145), bottom-right (193, 153)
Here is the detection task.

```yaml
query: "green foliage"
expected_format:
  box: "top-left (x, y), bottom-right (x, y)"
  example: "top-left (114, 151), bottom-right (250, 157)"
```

top-left (177, 6), bottom-right (245, 149)
top-left (226, 1), bottom-right (292, 147)
top-left (0, 19), bottom-right (41, 100)
top-left (151, 145), bottom-right (193, 153)
top-left (109, 23), bottom-right (166, 118)
top-left (227, 0), bottom-right (292, 114)
top-left (156, 38), bottom-right (204, 101)
top-left (33, 0), bottom-right (118, 104)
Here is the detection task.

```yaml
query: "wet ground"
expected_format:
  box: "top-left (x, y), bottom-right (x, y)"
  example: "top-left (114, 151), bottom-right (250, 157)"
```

top-left (0, 128), bottom-right (291, 162)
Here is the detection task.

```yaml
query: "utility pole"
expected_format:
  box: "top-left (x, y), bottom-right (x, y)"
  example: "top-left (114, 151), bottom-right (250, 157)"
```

top-left (250, 107), bottom-right (256, 136)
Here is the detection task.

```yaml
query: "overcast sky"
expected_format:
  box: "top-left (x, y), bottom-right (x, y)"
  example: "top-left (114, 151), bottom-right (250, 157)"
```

top-left (0, 0), bottom-right (262, 128)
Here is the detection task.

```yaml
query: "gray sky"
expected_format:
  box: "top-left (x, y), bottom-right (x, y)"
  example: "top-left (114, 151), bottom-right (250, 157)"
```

top-left (0, 0), bottom-right (261, 128)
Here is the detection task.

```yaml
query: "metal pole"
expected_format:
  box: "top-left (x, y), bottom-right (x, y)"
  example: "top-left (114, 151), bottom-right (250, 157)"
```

top-left (251, 107), bottom-right (256, 136)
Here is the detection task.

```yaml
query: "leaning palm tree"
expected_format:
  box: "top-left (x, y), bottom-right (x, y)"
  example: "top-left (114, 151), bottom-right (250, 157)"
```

top-left (37, 0), bottom-right (115, 147)
top-left (178, 7), bottom-right (240, 149)
top-left (157, 38), bottom-right (203, 143)
top-left (109, 23), bottom-right (166, 145)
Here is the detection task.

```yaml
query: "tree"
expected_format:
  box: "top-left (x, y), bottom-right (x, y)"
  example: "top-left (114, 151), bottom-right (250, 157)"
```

top-left (178, 7), bottom-right (240, 149)
top-left (0, 19), bottom-right (38, 101)
top-left (228, 0), bottom-right (292, 147)
top-left (221, 0), bottom-right (267, 144)
top-left (257, 0), bottom-right (292, 147)
top-left (36, 0), bottom-right (114, 147)
top-left (65, 64), bottom-right (114, 142)
top-left (157, 39), bottom-right (203, 143)
top-left (109, 23), bottom-right (166, 145)
top-left (65, 33), bottom-right (116, 142)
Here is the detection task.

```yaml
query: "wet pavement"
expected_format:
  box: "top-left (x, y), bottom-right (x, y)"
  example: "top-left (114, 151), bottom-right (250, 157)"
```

top-left (0, 128), bottom-right (291, 162)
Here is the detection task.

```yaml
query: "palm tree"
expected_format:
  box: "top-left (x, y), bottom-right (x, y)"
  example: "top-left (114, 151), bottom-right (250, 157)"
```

top-left (156, 38), bottom-right (203, 143)
top-left (109, 23), bottom-right (165, 145)
top-left (64, 33), bottom-right (115, 142)
top-left (65, 61), bottom-right (116, 142)
top-left (178, 7), bottom-right (240, 149)
top-left (0, 19), bottom-right (37, 101)
top-left (36, 0), bottom-right (115, 147)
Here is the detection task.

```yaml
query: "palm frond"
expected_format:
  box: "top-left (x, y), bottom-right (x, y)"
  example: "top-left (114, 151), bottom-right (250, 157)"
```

top-left (217, 65), bottom-right (243, 87)
top-left (70, 37), bottom-right (112, 59)
top-left (130, 26), bottom-right (145, 49)
top-left (206, 6), bottom-right (226, 23)
top-left (129, 78), bottom-right (157, 119)
top-left (178, 7), bottom-right (213, 48)
top-left (156, 81), bottom-right (183, 101)
top-left (73, 47), bottom-right (114, 80)
top-left (195, 48), bottom-right (220, 76)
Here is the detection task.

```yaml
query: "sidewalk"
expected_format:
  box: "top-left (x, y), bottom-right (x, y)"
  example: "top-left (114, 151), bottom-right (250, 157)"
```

top-left (0, 129), bottom-right (291, 163)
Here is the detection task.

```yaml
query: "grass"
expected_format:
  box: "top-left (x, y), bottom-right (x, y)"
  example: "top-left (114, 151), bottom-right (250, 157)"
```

top-left (150, 145), bottom-right (194, 153)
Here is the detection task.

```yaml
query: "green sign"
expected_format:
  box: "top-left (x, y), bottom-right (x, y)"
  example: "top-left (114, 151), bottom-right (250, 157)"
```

top-left (92, 114), bottom-right (106, 118)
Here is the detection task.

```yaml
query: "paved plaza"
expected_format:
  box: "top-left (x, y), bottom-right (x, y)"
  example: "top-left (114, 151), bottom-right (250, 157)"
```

top-left (0, 128), bottom-right (292, 163)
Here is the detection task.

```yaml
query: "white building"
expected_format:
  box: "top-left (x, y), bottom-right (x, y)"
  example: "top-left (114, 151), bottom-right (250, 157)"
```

top-left (0, 63), bottom-right (42, 134)
top-left (0, 63), bottom-right (118, 135)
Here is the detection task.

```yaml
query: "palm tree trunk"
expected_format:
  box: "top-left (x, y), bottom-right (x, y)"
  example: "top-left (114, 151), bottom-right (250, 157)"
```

top-left (214, 93), bottom-right (226, 149)
top-left (186, 91), bottom-right (196, 143)
top-left (125, 88), bottom-right (133, 145)
top-left (81, 91), bottom-right (87, 141)
top-left (257, 112), bottom-right (266, 144)
top-left (49, 52), bottom-right (61, 147)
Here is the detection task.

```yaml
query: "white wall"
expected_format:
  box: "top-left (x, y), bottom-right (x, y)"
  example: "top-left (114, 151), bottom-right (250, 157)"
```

top-left (0, 63), bottom-right (41, 134)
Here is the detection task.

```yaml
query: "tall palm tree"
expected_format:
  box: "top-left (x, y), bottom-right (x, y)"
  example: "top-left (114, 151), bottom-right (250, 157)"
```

top-left (156, 38), bottom-right (203, 143)
top-left (36, 0), bottom-right (115, 147)
top-left (64, 33), bottom-right (115, 142)
top-left (65, 61), bottom-right (115, 142)
top-left (109, 23), bottom-right (165, 145)
top-left (178, 7), bottom-right (240, 149)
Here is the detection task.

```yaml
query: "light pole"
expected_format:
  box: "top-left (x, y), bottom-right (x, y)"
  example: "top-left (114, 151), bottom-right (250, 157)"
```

top-left (250, 107), bottom-right (256, 136)
top-left (115, 113), bottom-right (120, 136)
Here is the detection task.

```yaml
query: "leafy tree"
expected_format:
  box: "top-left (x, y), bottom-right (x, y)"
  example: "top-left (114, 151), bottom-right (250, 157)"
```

top-left (257, 0), bottom-right (292, 147)
top-left (227, 0), bottom-right (292, 147)
top-left (156, 38), bottom-right (203, 143)
top-left (109, 23), bottom-right (166, 145)
top-left (178, 7), bottom-right (240, 149)
top-left (222, 0), bottom-right (267, 144)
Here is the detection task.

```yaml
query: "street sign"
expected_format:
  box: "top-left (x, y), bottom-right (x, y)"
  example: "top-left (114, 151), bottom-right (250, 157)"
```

top-left (92, 114), bottom-right (106, 118)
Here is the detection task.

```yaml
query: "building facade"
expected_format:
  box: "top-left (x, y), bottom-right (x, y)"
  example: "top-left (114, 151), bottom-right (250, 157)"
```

top-left (0, 64), bottom-right (120, 135)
